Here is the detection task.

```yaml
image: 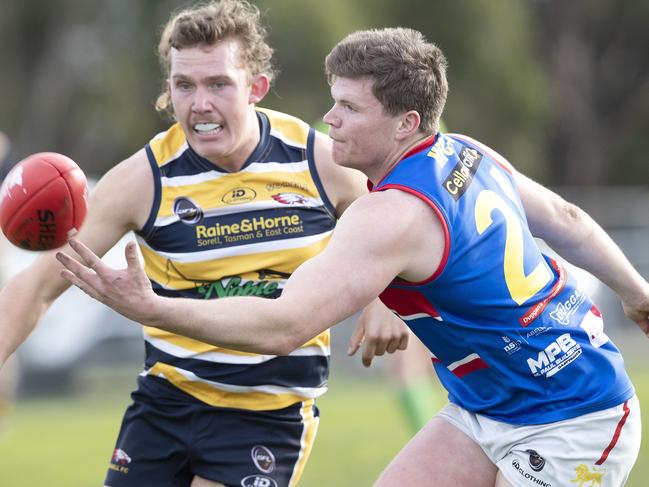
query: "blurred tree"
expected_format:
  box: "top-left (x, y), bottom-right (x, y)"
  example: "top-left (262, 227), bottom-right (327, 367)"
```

top-left (5, 0), bottom-right (645, 187)
top-left (534, 0), bottom-right (649, 185)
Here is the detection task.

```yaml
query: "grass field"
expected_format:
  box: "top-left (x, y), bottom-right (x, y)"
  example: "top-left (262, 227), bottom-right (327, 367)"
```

top-left (0, 366), bottom-right (647, 486)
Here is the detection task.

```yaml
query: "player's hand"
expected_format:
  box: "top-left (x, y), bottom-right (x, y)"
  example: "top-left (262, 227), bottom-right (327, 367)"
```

top-left (56, 238), bottom-right (157, 325)
top-left (348, 299), bottom-right (409, 367)
top-left (621, 287), bottom-right (649, 338)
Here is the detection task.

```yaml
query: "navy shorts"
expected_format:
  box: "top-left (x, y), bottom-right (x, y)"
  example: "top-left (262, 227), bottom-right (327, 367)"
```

top-left (105, 376), bottom-right (320, 487)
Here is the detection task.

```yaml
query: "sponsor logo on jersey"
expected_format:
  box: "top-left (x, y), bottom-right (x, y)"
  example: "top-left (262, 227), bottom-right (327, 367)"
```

top-left (265, 181), bottom-right (310, 193)
top-left (272, 193), bottom-right (308, 205)
top-left (109, 448), bottom-right (132, 474)
top-left (173, 196), bottom-right (203, 225)
top-left (427, 136), bottom-right (455, 167)
top-left (527, 326), bottom-right (550, 338)
top-left (251, 445), bottom-right (275, 473)
top-left (526, 333), bottom-right (582, 378)
top-left (197, 276), bottom-right (281, 299)
top-left (572, 464), bottom-right (605, 486)
top-left (549, 288), bottom-right (586, 325)
top-left (222, 187), bottom-right (257, 205)
top-left (501, 335), bottom-right (522, 355)
top-left (527, 450), bottom-right (546, 472)
top-left (511, 459), bottom-right (551, 486)
top-left (241, 475), bottom-right (278, 487)
top-left (195, 214), bottom-right (305, 246)
top-left (442, 146), bottom-right (483, 200)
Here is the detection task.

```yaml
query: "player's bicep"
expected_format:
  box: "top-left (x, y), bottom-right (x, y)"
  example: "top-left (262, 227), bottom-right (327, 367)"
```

top-left (279, 193), bottom-right (415, 330)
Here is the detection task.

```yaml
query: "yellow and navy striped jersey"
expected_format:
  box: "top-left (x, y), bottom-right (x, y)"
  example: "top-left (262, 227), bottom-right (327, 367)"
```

top-left (135, 108), bottom-right (336, 411)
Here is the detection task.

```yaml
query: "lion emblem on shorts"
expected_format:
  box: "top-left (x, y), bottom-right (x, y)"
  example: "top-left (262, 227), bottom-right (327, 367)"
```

top-left (571, 464), bottom-right (605, 486)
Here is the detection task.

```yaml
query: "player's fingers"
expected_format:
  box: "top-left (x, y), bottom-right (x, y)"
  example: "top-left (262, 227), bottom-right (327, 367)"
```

top-left (56, 250), bottom-right (97, 283)
top-left (385, 336), bottom-right (401, 354)
top-left (398, 332), bottom-right (409, 351)
top-left (68, 238), bottom-right (107, 273)
top-left (361, 341), bottom-right (377, 367)
top-left (347, 322), bottom-right (365, 356)
top-left (59, 269), bottom-right (102, 302)
top-left (124, 242), bottom-right (142, 274)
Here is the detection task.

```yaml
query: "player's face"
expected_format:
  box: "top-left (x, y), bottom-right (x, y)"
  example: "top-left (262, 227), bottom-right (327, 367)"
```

top-left (169, 39), bottom-right (269, 170)
top-left (323, 76), bottom-right (402, 174)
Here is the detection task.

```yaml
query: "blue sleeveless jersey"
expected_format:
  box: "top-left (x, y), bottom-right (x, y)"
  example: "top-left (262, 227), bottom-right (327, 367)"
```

top-left (375, 133), bottom-right (634, 424)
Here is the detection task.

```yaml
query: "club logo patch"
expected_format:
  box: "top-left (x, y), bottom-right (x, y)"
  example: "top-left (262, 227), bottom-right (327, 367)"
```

top-left (173, 196), bottom-right (203, 225)
top-left (251, 445), bottom-right (275, 473)
top-left (527, 450), bottom-right (545, 472)
top-left (272, 193), bottom-right (308, 205)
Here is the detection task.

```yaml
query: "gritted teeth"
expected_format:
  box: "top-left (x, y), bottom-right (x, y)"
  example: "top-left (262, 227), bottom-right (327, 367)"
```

top-left (194, 123), bottom-right (222, 133)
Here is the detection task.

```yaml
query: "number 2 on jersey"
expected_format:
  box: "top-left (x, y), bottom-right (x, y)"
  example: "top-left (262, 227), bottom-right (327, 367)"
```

top-left (474, 190), bottom-right (551, 305)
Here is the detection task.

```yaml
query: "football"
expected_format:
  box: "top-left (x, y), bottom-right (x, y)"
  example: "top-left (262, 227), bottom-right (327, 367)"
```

top-left (0, 152), bottom-right (88, 251)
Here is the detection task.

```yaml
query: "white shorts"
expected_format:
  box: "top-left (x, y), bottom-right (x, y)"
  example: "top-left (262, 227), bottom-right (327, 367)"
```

top-left (438, 395), bottom-right (641, 487)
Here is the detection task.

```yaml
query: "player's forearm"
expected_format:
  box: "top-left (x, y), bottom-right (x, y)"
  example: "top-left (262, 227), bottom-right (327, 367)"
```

top-left (545, 205), bottom-right (647, 301)
top-left (143, 293), bottom-right (307, 355)
top-left (0, 271), bottom-right (56, 366)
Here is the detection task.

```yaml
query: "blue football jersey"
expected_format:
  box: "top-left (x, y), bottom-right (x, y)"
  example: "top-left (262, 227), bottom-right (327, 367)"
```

top-left (375, 133), bottom-right (634, 425)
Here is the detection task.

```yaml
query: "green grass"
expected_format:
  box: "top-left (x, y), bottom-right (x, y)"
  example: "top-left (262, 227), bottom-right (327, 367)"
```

top-left (0, 368), bottom-right (647, 486)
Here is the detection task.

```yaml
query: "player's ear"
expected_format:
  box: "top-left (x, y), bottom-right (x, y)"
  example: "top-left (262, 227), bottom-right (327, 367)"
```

top-left (395, 110), bottom-right (421, 141)
top-left (249, 74), bottom-right (270, 104)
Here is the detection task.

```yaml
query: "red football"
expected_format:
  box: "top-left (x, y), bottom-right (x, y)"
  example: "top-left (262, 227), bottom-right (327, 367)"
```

top-left (0, 152), bottom-right (88, 251)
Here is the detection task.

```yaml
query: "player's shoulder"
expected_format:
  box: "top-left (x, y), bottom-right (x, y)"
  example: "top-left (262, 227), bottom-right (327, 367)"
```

top-left (90, 149), bottom-right (153, 223)
top-left (257, 107), bottom-right (311, 148)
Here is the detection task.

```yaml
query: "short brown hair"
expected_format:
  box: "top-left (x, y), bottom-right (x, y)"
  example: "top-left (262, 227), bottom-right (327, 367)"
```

top-left (325, 28), bottom-right (448, 134)
top-left (155, 0), bottom-right (276, 114)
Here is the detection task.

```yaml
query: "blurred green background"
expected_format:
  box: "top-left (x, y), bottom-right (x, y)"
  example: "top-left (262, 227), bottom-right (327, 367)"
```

top-left (0, 346), bottom-right (647, 486)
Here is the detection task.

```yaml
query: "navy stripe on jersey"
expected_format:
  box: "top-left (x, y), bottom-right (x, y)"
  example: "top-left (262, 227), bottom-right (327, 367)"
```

top-left (145, 342), bottom-right (329, 388)
top-left (143, 207), bottom-right (332, 254)
top-left (306, 128), bottom-right (335, 216)
top-left (141, 145), bottom-right (163, 239)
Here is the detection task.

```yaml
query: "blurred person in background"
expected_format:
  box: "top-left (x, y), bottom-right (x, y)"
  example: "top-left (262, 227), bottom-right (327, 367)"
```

top-left (60, 27), bottom-right (648, 487)
top-left (0, 2), bottom-right (408, 486)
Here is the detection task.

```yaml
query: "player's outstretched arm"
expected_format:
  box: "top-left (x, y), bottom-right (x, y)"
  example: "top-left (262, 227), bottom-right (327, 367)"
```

top-left (0, 150), bottom-right (153, 367)
top-left (58, 189), bottom-right (442, 355)
top-left (515, 170), bottom-right (649, 337)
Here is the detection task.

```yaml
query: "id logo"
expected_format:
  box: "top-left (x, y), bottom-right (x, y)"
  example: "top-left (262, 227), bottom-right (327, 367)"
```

top-left (241, 475), bottom-right (278, 487)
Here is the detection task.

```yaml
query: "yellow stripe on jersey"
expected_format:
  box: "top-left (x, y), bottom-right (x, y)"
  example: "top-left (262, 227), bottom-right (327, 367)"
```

top-left (146, 362), bottom-right (323, 410)
top-left (143, 326), bottom-right (330, 358)
top-left (139, 236), bottom-right (331, 290)
top-left (289, 402), bottom-right (320, 487)
top-left (149, 124), bottom-right (187, 165)
top-left (257, 107), bottom-right (310, 147)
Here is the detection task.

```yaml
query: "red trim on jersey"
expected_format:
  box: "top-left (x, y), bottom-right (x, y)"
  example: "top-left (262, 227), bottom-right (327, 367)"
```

top-left (595, 400), bottom-right (631, 465)
top-left (449, 133), bottom-right (513, 174)
top-left (379, 286), bottom-right (441, 320)
top-left (590, 304), bottom-right (602, 318)
top-left (452, 358), bottom-right (489, 378)
top-left (519, 259), bottom-right (566, 327)
top-left (375, 183), bottom-right (450, 285)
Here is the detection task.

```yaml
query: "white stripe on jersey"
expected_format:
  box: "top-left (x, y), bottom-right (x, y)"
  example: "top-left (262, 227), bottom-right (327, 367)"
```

top-left (141, 366), bottom-right (328, 398)
top-left (268, 128), bottom-right (307, 150)
top-left (144, 331), bottom-right (329, 363)
top-left (448, 353), bottom-right (482, 372)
